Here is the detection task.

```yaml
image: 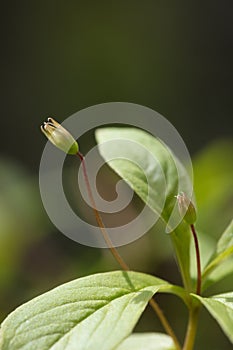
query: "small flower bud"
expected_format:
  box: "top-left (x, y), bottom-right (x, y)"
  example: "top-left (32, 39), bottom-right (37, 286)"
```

top-left (176, 192), bottom-right (197, 225)
top-left (40, 117), bottom-right (78, 155)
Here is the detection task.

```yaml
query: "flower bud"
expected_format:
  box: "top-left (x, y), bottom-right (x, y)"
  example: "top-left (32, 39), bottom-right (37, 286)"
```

top-left (40, 117), bottom-right (78, 155)
top-left (176, 192), bottom-right (197, 225)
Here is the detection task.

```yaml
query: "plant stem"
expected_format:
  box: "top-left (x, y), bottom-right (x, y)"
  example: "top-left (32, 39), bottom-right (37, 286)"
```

top-left (77, 151), bottom-right (129, 270)
top-left (149, 298), bottom-right (182, 350)
top-left (190, 224), bottom-right (201, 295)
top-left (77, 151), bottom-right (181, 350)
top-left (183, 306), bottom-right (200, 350)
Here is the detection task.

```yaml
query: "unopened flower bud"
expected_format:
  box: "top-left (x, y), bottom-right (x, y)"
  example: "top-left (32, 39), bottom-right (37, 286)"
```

top-left (176, 192), bottom-right (197, 225)
top-left (40, 117), bottom-right (78, 155)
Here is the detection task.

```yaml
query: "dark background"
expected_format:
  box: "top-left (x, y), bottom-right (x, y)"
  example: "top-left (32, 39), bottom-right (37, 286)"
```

top-left (0, 1), bottom-right (233, 349)
top-left (1, 0), bottom-right (233, 169)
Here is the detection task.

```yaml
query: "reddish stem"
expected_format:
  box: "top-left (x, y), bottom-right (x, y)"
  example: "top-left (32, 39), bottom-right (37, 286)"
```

top-left (190, 224), bottom-right (201, 295)
top-left (77, 151), bottom-right (129, 270)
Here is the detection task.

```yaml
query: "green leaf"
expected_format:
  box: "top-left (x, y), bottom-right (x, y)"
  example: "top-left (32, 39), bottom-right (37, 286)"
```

top-left (0, 271), bottom-right (186, 350)
top-left (202, 220), bottom-right (233, 290)
top-left (192, 292), bottom-right (233, 344)
top-left (95, 127), bottom-right (192, 290)
top-left (116, 332), bottom-right (176, 350)
top-left (216, 219), bottom-right (233, 254)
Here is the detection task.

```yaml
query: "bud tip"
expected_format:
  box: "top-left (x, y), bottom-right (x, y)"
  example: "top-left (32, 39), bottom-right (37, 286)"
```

top-left (176, 191), bottom-right (197, 225)
top-left (40, 117), bottom-right (78, 155)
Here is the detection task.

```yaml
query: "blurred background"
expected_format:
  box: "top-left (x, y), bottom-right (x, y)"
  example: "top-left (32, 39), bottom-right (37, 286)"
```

top-left (0, 1), bottom-right (233, 349)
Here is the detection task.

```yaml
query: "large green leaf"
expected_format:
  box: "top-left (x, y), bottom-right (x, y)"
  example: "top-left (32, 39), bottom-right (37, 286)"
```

top-left (95, 127), bottom-right (192, 290)
top-left (192, 292), bottom-right (233, 344)
top-left (202, 219), bottom-right (233, 290)
top-left (0, 271), bottom-right (186, 350)
top-left (116, 332), bottom-right (176, 350)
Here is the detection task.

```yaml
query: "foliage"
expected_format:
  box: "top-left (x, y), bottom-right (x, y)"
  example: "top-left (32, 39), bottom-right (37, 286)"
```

top-left (0, 128), bottom-right (232, 350)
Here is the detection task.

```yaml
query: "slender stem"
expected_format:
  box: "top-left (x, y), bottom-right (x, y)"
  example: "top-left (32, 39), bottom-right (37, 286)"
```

top-left (190, 224), bottom-right (201, 295)
top-left (77, 151), bottom-right (181, 350)
top-left (77, 152), bottom-right (129, 270)
top-left (183, 306), bottom-right (200, 350)
top-left (149, 299), bottom-right (182, 350)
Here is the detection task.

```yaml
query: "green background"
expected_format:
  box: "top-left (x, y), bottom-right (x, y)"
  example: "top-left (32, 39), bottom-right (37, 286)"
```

top-left (0, 1), bottom-right (232, 349)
